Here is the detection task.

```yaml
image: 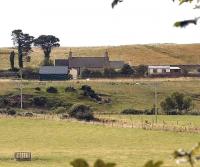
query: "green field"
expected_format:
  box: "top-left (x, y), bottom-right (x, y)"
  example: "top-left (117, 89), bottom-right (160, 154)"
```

top-left (0, 79), bottom-right (200, 166)
top-left (0, 118), bottom-right (199, 167)
top-left (1, 78), bottom-right (200, 113)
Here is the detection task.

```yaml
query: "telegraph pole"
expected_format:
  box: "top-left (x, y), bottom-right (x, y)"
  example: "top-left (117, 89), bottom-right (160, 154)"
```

top-left (154, 82), bottom-right (158, 123)
top-left (20, 68), bottom-right (23, 109)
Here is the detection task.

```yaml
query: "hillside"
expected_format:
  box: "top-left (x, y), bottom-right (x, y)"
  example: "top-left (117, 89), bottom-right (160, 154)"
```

top-left (1, 44), bottom-right (200, 70)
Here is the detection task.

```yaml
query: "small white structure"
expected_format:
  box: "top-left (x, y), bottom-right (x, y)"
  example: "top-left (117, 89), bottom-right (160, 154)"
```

top-left (70, 68), bottom-right (78, 79)
top-left (148, 66), bottom-right (181, 75)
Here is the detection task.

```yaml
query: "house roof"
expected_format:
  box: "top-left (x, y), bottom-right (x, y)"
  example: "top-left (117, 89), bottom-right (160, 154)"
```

top-left (39, 66), bottom-right (68, 74)
top-left (148, 66), bottom-right (170, 69)
top-left (170, 67), bottom-right (181, 70)
top-left (68, 57), bottom-right (109, 68)
top-left (55, 59), bottom-right (69, 66)
top-left (110, 61), bottom-right (124, 69)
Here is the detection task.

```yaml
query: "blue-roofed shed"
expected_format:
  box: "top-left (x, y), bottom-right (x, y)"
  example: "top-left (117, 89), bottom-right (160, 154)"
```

top-left (39, 66), bottom-right (68, 80)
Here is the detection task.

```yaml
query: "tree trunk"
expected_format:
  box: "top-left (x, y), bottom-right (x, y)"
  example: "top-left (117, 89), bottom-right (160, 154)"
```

top-left (18, 45), bottom-right (23, 68)
top-left (9, 51), bottom-right (15, 70)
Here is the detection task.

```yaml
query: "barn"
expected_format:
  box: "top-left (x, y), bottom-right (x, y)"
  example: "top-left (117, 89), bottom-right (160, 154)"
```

top-left (39, 66), bottom-right (68, 81)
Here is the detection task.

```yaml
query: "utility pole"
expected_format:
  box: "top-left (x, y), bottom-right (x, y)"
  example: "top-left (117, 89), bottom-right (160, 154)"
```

top-left (20, 68), bottom-right (23, 109)
top-left (154, 82), bottom-right (158, 123)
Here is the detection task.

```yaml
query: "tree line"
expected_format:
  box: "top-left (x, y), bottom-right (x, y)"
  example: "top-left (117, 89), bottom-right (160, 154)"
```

top-left (10, 29), bottom-right (60, 70)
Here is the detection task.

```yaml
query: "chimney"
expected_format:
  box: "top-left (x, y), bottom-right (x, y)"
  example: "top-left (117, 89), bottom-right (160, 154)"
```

top-left (104, 50), bottom-right (109, 61)
top-left (69, 48), bottom-right (72, 58)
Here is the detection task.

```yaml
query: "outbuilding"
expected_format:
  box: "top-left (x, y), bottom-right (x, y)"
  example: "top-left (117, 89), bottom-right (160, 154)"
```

top-left (39, 66), bottom-right (68, 81)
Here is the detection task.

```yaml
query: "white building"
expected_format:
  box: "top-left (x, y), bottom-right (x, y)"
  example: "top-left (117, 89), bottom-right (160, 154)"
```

top-left (148, 66), bottom-right (181, 75)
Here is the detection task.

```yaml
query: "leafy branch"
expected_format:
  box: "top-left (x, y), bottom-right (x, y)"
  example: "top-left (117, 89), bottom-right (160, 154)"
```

top-left (111, 0), bottom-right (200, 27)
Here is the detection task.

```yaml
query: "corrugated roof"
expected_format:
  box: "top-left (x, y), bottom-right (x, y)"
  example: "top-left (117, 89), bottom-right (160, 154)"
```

top-left (148, 66), bottom-right (170, 69)
top-left (39, 66), bottom-right (68, 74)
top-left (170, 67), bottom-right (181, 70)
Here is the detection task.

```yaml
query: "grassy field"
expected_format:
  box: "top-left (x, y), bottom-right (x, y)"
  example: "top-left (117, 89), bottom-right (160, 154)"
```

top-left (1, 44), bottom-right (200, 70)
top-left (1, 78), bottom-right (200, 113)
top-left (0, 118), bottom-right (199, 167)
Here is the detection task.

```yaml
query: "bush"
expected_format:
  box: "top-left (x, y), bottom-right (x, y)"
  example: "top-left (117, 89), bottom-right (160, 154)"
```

top-left (81, 69), bottom-right (91, 78)
top-left (40, 58), bottom-right (54, 66)
top-left (6, 108), bottom-right (16, 116)
top-left (135, 65), bottom-right (148, 76)
top-left (46, 87), bottom-right (58, 93)
top-left (54, 107), bottom-right (67, 114)
top-left (68, 103), bottom-right (94, 121)
top-left (120, 64), bottom-right (135, 76)
top-left (80, 85), bottom-right (101, 101)
top-left (35, 87), bottom-right (41, 91)
top-left (33, 96), bottom-right (47, 107)
top-left (90, 71), bottom-right (103, 78)
top-left (104, 68), bottom-right (119, 78)
top-left (160, 92), bottom-right (192, 114)
top-left (65, 86), bottom-right (77, 93)
top-left (24, 112), bottom-right (34, 117)
top-left (20, 67), bottom-right (39, 79)
top-left (121, 109), bottom-right (143, 115)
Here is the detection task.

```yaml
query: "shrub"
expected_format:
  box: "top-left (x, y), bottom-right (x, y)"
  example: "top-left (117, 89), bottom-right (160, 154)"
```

top-left (40, 58), bottom-right (54, 66)
top-left (21, 67), bottom-right (39, 79)
top-left (65, 86), bottom-right (77, 93)
top-left (90, 71), bottom-right (103, 78)
top-left (160, 92), bottom-right (192, 114)
top-left (68, 103), bottom-right (94, 121)
top-left (104, 68), bottom-right (119, 78)
top-left (35, 87), bottom-right (41, 91)
top-left (120, 64), bottom-right (135, 76)
top-left (121, 109), bottom-right (143, 115)
top-left (46, 87), bottom-right (58, 93)
top-left (24, 112), bottom-right (34, 117)
top-left (135, 65), bottom-right (148, 76)
top-left (33, 96), bottom-right (47, 107)
top-left (6, 108), bottom-right (16, 115)
top-left (81, 69), bottom-right (91, 78)
top-left (80, 85), bottom-right (101, 101)
top-left (54, 107), bottom-right (67, 114)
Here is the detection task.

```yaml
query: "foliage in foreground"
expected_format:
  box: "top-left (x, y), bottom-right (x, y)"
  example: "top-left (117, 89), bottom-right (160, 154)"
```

top-left (70, 159), bottom-right (116, 167)
top-left (111, 0), bottom-right (200, 28)
top-left (70, 143), bottom-right (200, 167)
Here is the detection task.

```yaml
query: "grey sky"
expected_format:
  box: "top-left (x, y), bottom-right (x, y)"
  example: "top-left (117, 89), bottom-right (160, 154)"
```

top-left (0, 0), bottom-right (199, 47)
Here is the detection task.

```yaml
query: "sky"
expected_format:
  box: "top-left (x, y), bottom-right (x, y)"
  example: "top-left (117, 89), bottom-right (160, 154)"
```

top-left (0, 0), bottom-right (200, 47)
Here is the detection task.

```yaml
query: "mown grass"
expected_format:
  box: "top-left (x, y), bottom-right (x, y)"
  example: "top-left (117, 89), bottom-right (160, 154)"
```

top-left (0, 118), bottom-right (199, 167)
top-left (1, 44), bottom-right (200, 70)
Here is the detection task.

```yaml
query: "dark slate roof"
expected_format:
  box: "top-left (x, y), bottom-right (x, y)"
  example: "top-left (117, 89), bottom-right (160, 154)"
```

top-left (68, 57), bottom-right (109, 68)
top-left (55, 59), bottom-right (69, 66)
top-left (110, 61), bottom-right (124, 69)
top-left (39, 66), bottom-right (68, 74)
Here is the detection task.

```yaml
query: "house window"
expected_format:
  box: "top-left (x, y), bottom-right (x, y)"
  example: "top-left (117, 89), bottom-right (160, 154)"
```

top-left (153, 69), bottom-right (157, 73)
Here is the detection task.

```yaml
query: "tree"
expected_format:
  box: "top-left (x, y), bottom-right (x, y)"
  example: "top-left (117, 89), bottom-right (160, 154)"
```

top-left (160, 92), bottom-right (192, 114)
top-left (9, 51), bottom-right (15, 70)
top-left (104, 68), bottom-right (118, 78)
top-left (121, 64), bottom-right (135, 76)
top-left (136, 65), bottom-right (148, 76)
top-left (34, 35), bottom-right (60, 64)
top-left (11, 29), bottom-right (34, 68)
top-left (111, 0), bottom-right (200, 28)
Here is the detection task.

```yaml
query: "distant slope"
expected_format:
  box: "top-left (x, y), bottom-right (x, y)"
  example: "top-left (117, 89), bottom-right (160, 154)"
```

top-left (1, 44), bottom-right (200, 70)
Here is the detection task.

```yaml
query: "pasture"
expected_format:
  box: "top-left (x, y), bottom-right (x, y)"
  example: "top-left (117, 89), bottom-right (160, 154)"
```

top-left (0, 117), bottom-right (199, 167)
top-left (1, 44), bottom-right (200, 70)
top-left (1, 78), bottom-right (200, 113)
